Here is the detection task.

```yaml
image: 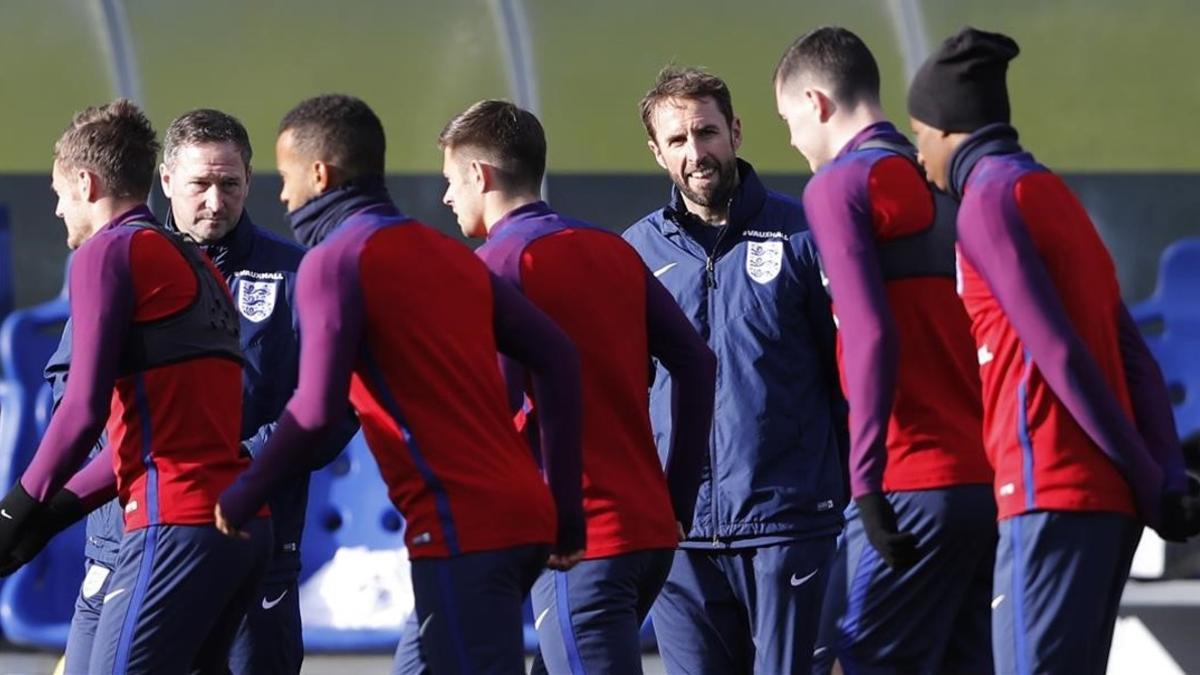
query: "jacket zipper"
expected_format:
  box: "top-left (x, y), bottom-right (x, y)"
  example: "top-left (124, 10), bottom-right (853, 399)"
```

top-left (705, 221), bottom-right (733, 546)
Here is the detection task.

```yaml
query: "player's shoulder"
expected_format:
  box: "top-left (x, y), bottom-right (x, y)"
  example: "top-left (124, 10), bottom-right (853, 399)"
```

top-left (73, 226), bottom-right (139, 273)
top-left (962, 154), bottom-right (1030, 213)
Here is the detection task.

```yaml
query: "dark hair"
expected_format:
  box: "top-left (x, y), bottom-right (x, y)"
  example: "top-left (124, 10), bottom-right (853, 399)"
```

top-left (774, 26), bottom-right (881, 107)
top-left (437, 100), bottom-right (546, 193)
top-left (53, 98), bottom-right (159, 201)
top-left (278, 94), bottom-right (385, 180)
top-left (639, 66), bottom-right (734, 140)
top-left (163, 109), bottom-right (252, 169)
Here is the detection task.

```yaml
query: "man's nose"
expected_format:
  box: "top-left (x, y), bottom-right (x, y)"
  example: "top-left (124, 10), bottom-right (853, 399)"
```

top-left (204, 185), bottom-right (223, 211)
top-left (682, 135), bottom-right (701, 162)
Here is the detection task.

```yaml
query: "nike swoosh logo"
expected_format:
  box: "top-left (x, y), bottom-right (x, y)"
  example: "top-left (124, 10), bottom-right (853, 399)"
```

top-left (419, 613), bottom-right (435, 637)
top-left (0, 509), bottom-right (12, 519)
top-left (653, 262), bottom-right (678, 278)
top-left (535, 607), bottom-right (551, 630)
top-left (790, 569), bottom-right (819, 587)
top-left (813, 646), bottom-right (828, 657)
top-left (261, 590), bottom-right (288, 610)
top-left (103, 588), bottom-right (126, 603)
top-left (991, 594), bottom-right (1005, 610)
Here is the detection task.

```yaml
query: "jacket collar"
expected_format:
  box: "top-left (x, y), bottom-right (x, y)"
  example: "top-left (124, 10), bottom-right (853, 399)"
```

top-left (486, 200), bottom-right (555, 242)
top-left (287, 175), bottom-right (398, 248)
top-left (835, 120), bottom-right (909, 159)
top-left (97, 204), bottom-right (156, 236)
top-left (947, 123), bottom-right (1023, 201)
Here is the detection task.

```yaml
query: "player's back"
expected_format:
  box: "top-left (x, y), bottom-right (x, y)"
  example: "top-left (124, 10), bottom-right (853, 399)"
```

top-left (807, 134), bottom-right (990, 492)
top-left (957, 152), bottom-right (1135, 517)
top-left (102, 225), bottom-right (248, 530)
top-left (481, 206), bottom-right (678, 557)
top-left (333, 213), bottom-right (556, 558)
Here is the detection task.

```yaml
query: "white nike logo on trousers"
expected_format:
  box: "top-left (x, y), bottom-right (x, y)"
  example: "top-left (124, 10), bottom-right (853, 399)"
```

top-left (261, 590), bottom-right (288, 610)
top-left (653, 262), bottom-right (678, 277)
top-left (790, 569), bottom-right (819, 587)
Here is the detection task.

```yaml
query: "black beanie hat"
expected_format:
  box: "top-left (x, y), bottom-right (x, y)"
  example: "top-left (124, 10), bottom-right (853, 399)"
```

top-left (907, 27), bottom-right (1020, 133)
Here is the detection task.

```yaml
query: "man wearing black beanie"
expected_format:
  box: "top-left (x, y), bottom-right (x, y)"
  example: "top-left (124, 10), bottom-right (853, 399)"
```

top-left (909, 26), bottom-right (1200, 675)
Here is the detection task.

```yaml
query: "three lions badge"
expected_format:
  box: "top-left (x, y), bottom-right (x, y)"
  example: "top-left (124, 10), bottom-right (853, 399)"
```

top-left (237, 275), bottom-right (279, 323)
top-left (745, 240), bottom-right (783, 284)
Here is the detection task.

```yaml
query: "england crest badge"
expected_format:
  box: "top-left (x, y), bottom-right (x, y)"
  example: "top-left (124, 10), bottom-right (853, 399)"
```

top-left (745, 240), bottom-right (783, 284)
top-left (238, 278), bottom-right (278, 323)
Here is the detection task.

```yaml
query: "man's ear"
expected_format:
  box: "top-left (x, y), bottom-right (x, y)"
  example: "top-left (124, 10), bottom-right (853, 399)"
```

top-left (806, 87), bottom-right (836, 124)
top-left (647, 139), bottom-right (667, 171)
top-left (730, 117), bottom-right (743, 152)
top-left (313, 160), bottom-right (332, 193)
top-left (159, 163), bottom-right (174, 199)
top-left (469, 159), bottom-right (489, 192)
top-left (79, 168), bottom-right (100, 203)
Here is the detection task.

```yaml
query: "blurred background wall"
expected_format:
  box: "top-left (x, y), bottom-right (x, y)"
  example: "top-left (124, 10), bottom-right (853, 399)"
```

top-left (2, 0), bottom-right (1197, 306)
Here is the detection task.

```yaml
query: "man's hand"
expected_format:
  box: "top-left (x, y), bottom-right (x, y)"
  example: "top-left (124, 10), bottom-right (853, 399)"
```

top-left (0, 489), bottom-right (85, 577)
top-left (1156, 475), bottom-right (1200, 542)
top-left (546, 549), bottom-right (584, 571)
top-left (856, 492), bottom-right (922, 569)
top-left (213, 502), bottom-right (249, 540)
top-left (0, 483), bottom-right (43, 557)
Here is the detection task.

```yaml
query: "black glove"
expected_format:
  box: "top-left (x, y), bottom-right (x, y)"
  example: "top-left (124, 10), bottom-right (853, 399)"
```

top-left (0, 489), bottom-right (85, 577)
top-left (856, 492), bottom-right (922, 569)
top-left (1156, 474), bottom-right (1200, 543)
top-left (555, 508), bottom-right (587, 557)
top-left (0, 483), bottom-right (43, 556)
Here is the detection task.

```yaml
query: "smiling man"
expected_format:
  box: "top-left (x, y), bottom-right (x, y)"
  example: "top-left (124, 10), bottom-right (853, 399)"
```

top-left (622, 67), bottom-right (848, 675)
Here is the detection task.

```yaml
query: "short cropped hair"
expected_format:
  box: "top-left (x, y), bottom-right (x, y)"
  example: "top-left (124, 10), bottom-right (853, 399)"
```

top-left (278, 94), bottom-right (385, 180)
top-left (53, 99), bottom-right (159, 201)
top-left (774, 26), bottom-right (881, 107)
top-left (163, 109), bottom-right (252, 170)
top-left (437, 100), bottom-right (546, 193)
top-left (639, 66), bottom-right (735, 140)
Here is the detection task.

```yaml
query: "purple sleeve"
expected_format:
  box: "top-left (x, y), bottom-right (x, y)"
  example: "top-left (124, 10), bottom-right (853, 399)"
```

top-left (803, 168), bottom-right (898, 498)
top-left (62, 446), bottom-right (118, 512)
top-left (476, 245), bottom-right (530, 415)
top-left (1118, 304), bottom-right (1187, 493)
top-left (958, 177), bottom-right (1166, 525)
top-left (219, 243), bottom-right (364, 526)
top-left (20, 233), bottom-right (133, 501)
top-left (644, 270), bottom-right (716, 528)
top-left (489, 273), bottom-right (585, 553)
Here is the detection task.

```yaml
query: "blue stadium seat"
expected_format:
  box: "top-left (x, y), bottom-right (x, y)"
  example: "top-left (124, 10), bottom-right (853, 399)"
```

top-left (300, 431), bottom-right (408, 652)
top-left (1131, 237), bottom-right (1200, 442)
top-left (0, 523), bottom-right (86, 648)
top-left (299, 432), bottom-right (545, 653)
top-left (0, 257), bottom-right (77, 649)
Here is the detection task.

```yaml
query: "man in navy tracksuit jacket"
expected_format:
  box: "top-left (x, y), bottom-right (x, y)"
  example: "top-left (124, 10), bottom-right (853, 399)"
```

top-left (36, 110), bottom-right (348, 675)
top-left (625, 67), bottom-right (848, 674)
